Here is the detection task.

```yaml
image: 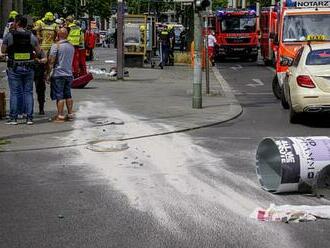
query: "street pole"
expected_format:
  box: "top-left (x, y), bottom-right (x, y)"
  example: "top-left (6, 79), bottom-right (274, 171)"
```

top-left (204, 15), bottom-right (210, 95)
top-left (242, 0), bottom-right (246, 9)
top-left (1, 0), bottom-right (13, 37)
top-left (193, 8), bottom-right (202, 109)
top-left (117, 0), bottom-right (125, 80)
top-left (232, 0), bottom-right (237, 9)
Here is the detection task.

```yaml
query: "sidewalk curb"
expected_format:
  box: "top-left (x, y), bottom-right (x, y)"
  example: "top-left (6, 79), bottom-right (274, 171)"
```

top-left (0, 66), bottom-right (243, 153)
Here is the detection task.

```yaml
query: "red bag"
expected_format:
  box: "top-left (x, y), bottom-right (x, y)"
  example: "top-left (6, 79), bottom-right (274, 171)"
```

top-left (72, 73), bottom-right (93, 89)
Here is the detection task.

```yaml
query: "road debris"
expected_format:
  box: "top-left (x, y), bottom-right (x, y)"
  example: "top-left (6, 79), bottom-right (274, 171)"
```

top-left (88, 117), bottom-right (124, 126)
top-left (250, 204), bottom-right (330, 223)
top-left (58, 215), bottom-right (64, 219)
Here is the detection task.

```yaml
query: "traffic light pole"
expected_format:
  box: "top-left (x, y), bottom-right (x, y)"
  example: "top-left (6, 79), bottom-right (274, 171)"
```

top-left (192, 10), bottom-right (202, 109)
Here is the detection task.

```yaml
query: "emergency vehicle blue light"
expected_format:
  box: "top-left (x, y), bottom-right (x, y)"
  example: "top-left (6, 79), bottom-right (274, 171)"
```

top-left (216, 10), bottom-right (225, 17)
top-left (286, 0), bottom-right (297, 7)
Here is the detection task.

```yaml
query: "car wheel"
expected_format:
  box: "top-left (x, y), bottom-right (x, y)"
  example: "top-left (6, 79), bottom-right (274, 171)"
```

top-left (272, 75), bottom-right (281, 99)
top-left (281, 89), bottom-right (289, 109)
top-left (264, 59), bottom-right (272, 66)
top-left (289, 103), bottom-right (301, 124)
top-left (251, 55), bottom-right (258, 62)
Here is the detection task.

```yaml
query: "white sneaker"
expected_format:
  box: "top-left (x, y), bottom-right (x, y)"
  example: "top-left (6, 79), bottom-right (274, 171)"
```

top-left (26, 119), bottom-right (34, 125)
top-left (5, 119), bottom-right (18, 125)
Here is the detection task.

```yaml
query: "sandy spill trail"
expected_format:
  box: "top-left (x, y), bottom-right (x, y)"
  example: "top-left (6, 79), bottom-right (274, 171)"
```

top-left (66, 102), bottom-right (297, 246)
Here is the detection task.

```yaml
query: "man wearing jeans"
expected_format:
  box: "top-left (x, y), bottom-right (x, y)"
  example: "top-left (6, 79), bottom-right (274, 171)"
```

top-left (47, 28), bottom-right (74, 122)
top-left (1, 15), bottom-right (43, 125)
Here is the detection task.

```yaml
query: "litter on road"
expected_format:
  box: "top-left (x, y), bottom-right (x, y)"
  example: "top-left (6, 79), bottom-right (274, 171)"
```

top-left (250, 204), bottom-right (330, 223)
top-left (88, 117), bottom-right (125, 126)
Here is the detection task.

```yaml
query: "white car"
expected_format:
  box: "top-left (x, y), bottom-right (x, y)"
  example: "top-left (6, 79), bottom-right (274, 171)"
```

top-left (281, 43), bottom-right (330, 123)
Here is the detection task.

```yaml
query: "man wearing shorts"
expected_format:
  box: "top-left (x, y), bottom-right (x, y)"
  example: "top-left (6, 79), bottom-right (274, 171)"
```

top-left (47, 28), bottom-right (74, 122)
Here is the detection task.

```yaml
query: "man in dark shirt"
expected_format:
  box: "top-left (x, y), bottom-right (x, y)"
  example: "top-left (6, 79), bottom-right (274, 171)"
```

top-left (1, 15), bottom-right (44, 125)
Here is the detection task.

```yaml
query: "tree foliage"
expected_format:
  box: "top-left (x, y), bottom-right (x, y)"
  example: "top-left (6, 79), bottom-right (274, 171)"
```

top-left (23, 0), bottom-right (272, 19)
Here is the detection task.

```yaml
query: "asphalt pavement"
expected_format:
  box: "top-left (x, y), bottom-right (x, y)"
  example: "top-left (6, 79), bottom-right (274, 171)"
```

top-left (191, 59), bottom-right (330, 248)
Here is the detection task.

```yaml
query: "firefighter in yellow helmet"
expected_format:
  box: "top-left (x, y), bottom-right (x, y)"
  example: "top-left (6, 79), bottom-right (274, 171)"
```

top-left (67, 16), bottom-right (86, 78)
top-left (3, 11), bottom-right (19, 38)
top-left (36, 12), bottom-right (58, 53)
top-left (33, 12), bottom-right (58, 115)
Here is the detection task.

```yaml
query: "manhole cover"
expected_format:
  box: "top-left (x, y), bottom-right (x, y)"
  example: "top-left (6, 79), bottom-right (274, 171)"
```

top-left (87, 140), bottom-right (129, 152)
top-left (88, 116), bottom-right (124, 126)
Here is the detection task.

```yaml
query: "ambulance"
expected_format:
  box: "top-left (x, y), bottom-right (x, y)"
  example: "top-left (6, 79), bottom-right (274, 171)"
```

top-left (260, 6), bottom-right (278, 65)
top-left (271, 0), bottom-right (330, 99)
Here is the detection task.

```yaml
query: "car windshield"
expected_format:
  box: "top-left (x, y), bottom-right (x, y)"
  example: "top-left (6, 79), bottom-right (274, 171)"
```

top-left (306, 49), bottom-right (330, 65)
top-left (221, 16), bottom-right (256, 33)
top-left (283, 14), bottom-right (330, 42)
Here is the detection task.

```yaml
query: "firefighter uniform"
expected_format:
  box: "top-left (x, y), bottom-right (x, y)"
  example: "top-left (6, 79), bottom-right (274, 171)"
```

top-left (85, 29), bottom-right (96, 61)
top-left (34, 12), bottom-right (58, 114)
top-left (67, 21), bottom-right (86, 78)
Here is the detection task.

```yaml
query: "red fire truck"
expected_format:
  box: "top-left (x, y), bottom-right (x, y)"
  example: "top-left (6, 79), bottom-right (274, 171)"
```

top-left (215, 9), bottom-right (259, 61)
top-left (260, 6), bottom-right (278, 65)
top-left (268, 0), bottom-right (330, 99)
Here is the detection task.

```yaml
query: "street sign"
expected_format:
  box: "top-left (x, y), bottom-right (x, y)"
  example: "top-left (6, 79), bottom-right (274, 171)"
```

top-left (286, 0), bottom-right (330, 7)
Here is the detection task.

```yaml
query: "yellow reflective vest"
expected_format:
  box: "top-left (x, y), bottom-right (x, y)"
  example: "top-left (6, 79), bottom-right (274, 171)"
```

top-left (68, 24), bottom-right (84, 47)
top-left (40, 22), bottom-right (57, 52)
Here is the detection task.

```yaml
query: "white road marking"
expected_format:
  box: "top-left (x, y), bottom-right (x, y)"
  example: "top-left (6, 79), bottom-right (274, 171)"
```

top-left (212, 67), bottom-right (238, 99)
top-left (235, 92), bottom-right (273, 95)
top-left (246, 79), bottom-right (265, 87)
top-left (230, 64), bottom-right (243, 71)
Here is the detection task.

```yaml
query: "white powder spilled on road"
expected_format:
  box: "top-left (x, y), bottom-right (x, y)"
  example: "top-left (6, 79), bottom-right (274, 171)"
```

top-left (68, 102), bottom-right (263, 228)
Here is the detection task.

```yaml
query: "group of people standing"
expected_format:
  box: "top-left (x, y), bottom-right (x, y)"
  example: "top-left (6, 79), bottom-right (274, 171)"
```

top-left (1, 11), bottom-right (85, 125)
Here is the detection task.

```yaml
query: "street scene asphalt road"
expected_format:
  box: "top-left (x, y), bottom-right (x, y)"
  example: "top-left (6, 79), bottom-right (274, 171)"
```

top-left (1, 48), bottom-right (330, 248)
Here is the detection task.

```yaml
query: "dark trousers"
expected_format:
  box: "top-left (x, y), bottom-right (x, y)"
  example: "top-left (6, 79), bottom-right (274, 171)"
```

top-left (34, 64), bottom-right (46, 110)
top-left (161, 44), bottom-right (169, 66)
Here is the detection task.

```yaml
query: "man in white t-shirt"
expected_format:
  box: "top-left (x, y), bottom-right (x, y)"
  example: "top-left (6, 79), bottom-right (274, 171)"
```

top-left (207, 31), bottom-right (218, 66)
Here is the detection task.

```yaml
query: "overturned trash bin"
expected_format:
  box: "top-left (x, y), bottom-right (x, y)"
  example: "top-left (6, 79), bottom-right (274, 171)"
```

top-left (256, 137), bottom-right (330, 193)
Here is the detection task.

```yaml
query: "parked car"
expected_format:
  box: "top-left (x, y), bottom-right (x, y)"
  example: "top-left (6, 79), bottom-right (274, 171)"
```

top-left (281, 43), bottom-right (330, 123)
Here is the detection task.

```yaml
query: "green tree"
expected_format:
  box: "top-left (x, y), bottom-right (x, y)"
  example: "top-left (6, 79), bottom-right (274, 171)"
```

top-left (212, 0), bottom-right (228, 9)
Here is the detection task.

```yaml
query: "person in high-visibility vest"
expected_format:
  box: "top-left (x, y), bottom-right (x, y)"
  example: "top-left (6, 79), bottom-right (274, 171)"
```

top-left (66, 16), bottom-right (86, 78)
